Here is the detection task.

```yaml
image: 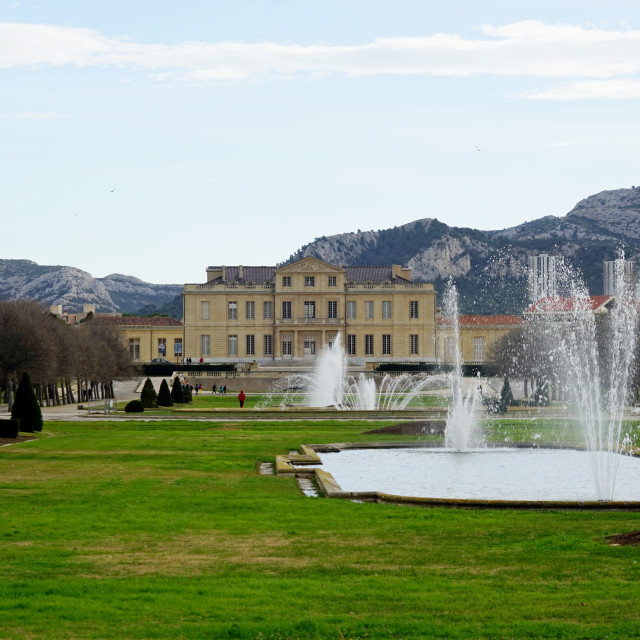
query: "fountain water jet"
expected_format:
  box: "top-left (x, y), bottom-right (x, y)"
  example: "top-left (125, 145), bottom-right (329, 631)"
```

top-left (547, 256), bottom-right (639, 500)
top-left (266, 333), bottom-right (449, 410)
top-left (442, 280), bottom-right (483, 450)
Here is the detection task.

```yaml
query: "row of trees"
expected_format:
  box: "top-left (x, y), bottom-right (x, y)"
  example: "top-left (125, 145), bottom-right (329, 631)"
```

top-left (0, 300), bottom-right (134, 410)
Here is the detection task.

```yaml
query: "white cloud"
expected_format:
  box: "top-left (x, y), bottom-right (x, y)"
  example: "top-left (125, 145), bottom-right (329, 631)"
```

top-left (1, 19), bottom-right (639, 94)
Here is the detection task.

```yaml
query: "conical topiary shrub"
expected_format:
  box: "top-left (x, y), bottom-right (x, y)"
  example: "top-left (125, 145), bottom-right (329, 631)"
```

top-left (499, 375), bottom-right (514, 413)
top-left (183, 384), bottom-right (192, 404)
top-left (171, 377), bottom-right (185, 404)
top-left (11, 372), bottom-right (43, 432)
top-left (157, 379), bottom-right (173, 407)
top-left (140, 378), bottom-right (158, 408)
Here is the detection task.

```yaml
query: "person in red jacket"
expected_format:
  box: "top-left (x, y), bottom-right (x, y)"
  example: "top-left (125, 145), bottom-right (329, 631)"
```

top-left (238, 390), bottom-right (246, 408)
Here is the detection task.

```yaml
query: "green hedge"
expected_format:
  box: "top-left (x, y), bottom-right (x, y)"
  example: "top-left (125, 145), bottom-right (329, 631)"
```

top-left (124, 400), bottom-right (144, 413)
top-left (0, 419), bottom-right (20, 438)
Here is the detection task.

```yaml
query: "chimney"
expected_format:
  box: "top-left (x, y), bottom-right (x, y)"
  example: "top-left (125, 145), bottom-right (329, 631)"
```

top-left (238, 265), bottom-right (243, 280)
top-left (222, 266), bottom-right (226, 281)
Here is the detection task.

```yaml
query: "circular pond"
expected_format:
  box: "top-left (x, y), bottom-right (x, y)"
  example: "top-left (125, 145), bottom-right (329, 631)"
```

top-left (317, 447), bottom-right (640, 502)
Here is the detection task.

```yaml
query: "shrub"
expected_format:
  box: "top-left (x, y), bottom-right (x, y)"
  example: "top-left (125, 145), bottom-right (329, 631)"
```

top-left (157, 379), bottom-right (173, 407)
top-left (171, 377), bottom-right (185, 404)
top-left (140, 378), bottom-right (158, 408)
top-left (0, 419), bottom-right (20, 438)
top-left (183, 384), bottom-right (192, 403)
top-left (11, 372), bottom-right (43, 432)
top-left (124, 399), bottom-right (144, 413)
top-left (499, 376), bottom-right (514, 413)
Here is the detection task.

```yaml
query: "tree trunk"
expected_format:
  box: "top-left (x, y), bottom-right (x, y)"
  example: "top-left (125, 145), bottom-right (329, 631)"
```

top-left (4, 373), bottom-right (13, 411)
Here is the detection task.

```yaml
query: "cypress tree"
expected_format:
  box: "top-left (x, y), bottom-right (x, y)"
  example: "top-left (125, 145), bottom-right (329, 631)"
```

top-left (11, 372), bottom-right (43, 432)
top-left (140, 378), bottom-right (158, 408)
top-left (183, 384), bottom-right (192, 403)
top-left (499, 375), bottom-right (514, 414)
top-left (171, 377), bottom-right (185, 404)
top-left (157, 379), bottom-right (173, 407)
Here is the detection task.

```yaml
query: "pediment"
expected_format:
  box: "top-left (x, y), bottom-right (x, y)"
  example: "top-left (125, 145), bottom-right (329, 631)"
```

top-left (276, 257), bottom-right (344, 274)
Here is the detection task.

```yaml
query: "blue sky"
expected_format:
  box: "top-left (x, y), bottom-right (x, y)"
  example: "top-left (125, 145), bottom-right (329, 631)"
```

top-left (2, 0), bottom-right (640, 283)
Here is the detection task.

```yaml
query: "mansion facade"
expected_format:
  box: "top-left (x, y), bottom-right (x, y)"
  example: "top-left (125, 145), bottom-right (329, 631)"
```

top-left (182, 257), bottom-right (437, 364)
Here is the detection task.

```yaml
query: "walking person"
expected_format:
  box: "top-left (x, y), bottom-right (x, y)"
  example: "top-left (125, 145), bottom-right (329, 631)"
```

top-left (238, 390), bottom-right (246, 408)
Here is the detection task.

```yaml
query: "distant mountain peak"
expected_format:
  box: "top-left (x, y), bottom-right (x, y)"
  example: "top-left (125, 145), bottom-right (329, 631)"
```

top-left (0, 260), bottom-right (182, 315)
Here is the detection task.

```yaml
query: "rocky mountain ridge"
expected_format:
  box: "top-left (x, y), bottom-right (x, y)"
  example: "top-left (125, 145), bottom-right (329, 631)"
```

top-left (290, 187), bottom-right (640, 313)
top-left (0, 259), bottom-right (183, 315)
top-left (3, 187), bottom-right (639, 316)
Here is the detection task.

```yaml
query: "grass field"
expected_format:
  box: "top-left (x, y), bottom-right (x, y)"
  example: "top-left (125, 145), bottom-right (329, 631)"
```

top-left (1, 417), bottom-right (640, 639)
top-left (152, 393), bottom-right (449, 410)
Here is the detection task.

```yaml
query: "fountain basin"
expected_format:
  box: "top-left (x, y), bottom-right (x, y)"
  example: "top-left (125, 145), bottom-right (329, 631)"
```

top-left (297, 444), bottom-right (640, 509)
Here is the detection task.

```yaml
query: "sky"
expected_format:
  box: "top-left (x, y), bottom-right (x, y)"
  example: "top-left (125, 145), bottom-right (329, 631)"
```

top-left (2, 0), bottom-right (640, 284)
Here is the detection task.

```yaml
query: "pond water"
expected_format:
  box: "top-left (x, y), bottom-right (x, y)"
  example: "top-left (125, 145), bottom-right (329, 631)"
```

top-left (317, 448), bottom-right (640, 502)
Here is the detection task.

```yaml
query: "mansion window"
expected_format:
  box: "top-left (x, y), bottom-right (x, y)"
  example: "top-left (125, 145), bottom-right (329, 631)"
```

top-left (201, 334), bottom-right (210, 356)
top-left (347, 334), bottom-right (356, 355)
top-left (228, 335), bottom-right (238, 356)
top-left (158, 338), bottom-right (167, 357)
top-left (382, 301), bottom-right (391, 319)
top-left (304, 335), bottom-right (316, 355)
top-left (365, 334), bottom-right (374, 355)
top-left (327, 333), bottom-right (337, 348)
top-left (264, 335), bottom-right (273, 356)
top-left (282, 276), bottom-right (291, 287)
top-left (347, 301), bottom-right (356, 319)
top-left (174, 338), bottom-right (182, 357)
top-left (246, 334), bottom-right (255, 356)
top-left (328, 300), bottom-right (338, 319)
top-left (304, 276), bottom-right (315, 287)
top-left (382, 334), bottom-right (391, 355)
top-left (410, 334), bottom-right (419, 355)
top-left (282, 339), bottom-right (292, 355)
top-left (263, 301), bottom-right (273, 320)
top-left (410, 301), bottom-right (419, 319)
top-left (365, 301), bottom-right (374, 319)
top-left (246, 301), bottom-right (255, 320)
top-left (201, 301), bottom-right (210, 320)
top-left (129, 339), bottom-right (140, 360)
top-left (282, 301), bottom-right (292, 319)
top-left (304, 301), bottom-right (316, 319)
top-left (228, 301), bottom-right (237, 320)
top-left (328, 276), bottom-right (337, 287)
top-left (446, 337), bottom-right (456, 359)
top-left (473, 337), bottom-right (485, 362)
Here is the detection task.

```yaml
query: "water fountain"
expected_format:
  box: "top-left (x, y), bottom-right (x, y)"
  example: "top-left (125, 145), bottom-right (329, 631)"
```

top-left (441, 280), bottom-right (483, 450)
top-left (288, 259), bottom-right (640, 505)
top-left (548, 257), bottom-right (639, 500)
top-left (264, 333), bottom-right (449, 410)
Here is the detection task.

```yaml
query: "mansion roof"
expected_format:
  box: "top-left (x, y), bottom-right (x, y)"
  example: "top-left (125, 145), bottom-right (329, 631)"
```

top-left (524, 296), bottom-right (614, 314)
top-left (437, 315), bottom-right (525, 327)
top-left (205, 264), bottom-right (412, 285)
top-left (95, 316), bottom-right (183, 327)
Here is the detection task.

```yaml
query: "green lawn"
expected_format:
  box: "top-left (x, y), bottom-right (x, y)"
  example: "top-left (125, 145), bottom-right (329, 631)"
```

top-left (121, 392), bottom-right (449, 413)
top-left (1, 418), bottom-right (640, 639)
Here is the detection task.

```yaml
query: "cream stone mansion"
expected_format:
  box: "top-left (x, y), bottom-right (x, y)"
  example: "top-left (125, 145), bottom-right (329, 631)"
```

top-left (182, 257), bottom-right (437, 365)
